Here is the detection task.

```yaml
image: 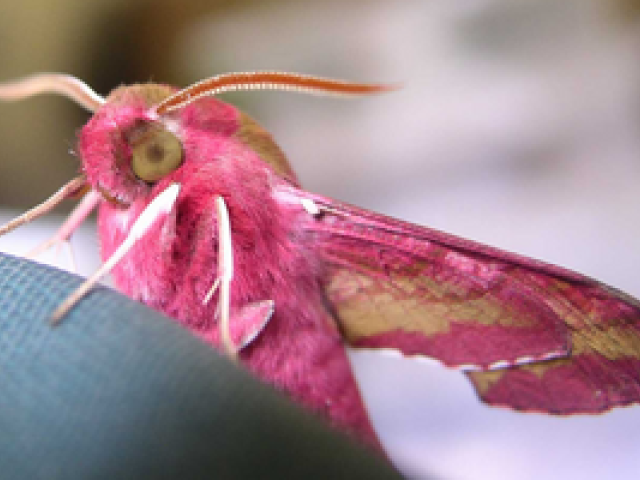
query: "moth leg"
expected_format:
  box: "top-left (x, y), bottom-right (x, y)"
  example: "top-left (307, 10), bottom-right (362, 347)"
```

top-left (51, 239), bottom-right (78, 274)
top-left (202, 277), bottom-right (221, 306)
top-left (0, 176), bottom-right (86, 237)
top-left (214, 195), bottom-right (237, 359)
top-left (200, 199), bottom-right (273, 355)
top-left (27, 189), bottom-right (101, 272)
top-left (50, 183), bottom-right (181, 325)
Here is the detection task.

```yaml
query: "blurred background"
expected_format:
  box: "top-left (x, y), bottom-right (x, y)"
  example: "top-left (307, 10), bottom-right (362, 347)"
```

top-left (1, 0), bottom-right (640, 478)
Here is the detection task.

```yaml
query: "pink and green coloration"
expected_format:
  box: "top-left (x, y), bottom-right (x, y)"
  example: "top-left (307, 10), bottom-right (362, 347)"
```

top-left (0, 72), bottom-right (639, 453)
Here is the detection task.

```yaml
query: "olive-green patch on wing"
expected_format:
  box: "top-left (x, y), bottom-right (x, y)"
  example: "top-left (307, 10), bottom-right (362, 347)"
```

top-left (467, 308), bottom-right (640, 413)
top-left (324, 239), bottom-right (569, 369)
top-left (284, 186), bottom-right (640, 410)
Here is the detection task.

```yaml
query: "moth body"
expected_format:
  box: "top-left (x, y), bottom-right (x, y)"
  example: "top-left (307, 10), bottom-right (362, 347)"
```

top-left (80, 86), bottom-right (383, 448)
top-left (1, 72), bottom-right (640, 458)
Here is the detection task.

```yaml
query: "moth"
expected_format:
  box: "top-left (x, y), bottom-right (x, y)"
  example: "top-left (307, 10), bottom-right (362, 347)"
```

top-left (0, 72), bottom-right (639, 454)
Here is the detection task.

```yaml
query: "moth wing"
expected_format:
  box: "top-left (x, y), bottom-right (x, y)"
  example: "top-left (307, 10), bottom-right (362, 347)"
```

top-left (281, 186), bottom-right (640, 413)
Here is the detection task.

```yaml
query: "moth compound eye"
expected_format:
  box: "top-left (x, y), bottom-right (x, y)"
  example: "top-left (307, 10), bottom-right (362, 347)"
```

top-left (131, 129), bottom-right (183, 183)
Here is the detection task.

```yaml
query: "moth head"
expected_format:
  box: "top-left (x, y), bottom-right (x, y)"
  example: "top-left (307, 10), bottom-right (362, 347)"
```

top-left (78, 84), bottom-right (184, 206)
top-left (0, 72), bottom-right (395, 206)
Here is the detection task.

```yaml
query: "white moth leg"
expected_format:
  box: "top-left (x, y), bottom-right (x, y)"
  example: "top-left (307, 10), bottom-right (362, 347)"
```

top-left (199, 198), bottom-right (274, 353)
top-left (44, 235), bottom-right (78, 274)
top-left (202, 277), bottom-right (220, 306)
top-left (50, 183), bottom-right (181, 325)
top-left (61, 240), bottom-right (78, 273)
top-left (27, 189), bottom-right (101, 264)
top-left (214, 195), bottom-right (237, 358)
top-left (0, 176), bottom-right (86, 237)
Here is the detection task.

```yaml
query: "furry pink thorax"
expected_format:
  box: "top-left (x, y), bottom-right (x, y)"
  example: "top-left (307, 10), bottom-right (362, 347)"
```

top-left (78, 90), bottom-right (383, 450)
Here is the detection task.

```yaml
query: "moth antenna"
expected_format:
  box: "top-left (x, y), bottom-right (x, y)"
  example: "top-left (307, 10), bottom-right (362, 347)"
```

top-left (0, 176), bottom-right (87, 237)
top-left (155, 71), bottom-right (398, 114)
top-left (0, 73), bottom-right (105, 112)
top-left (50, 183), bottom-right (181, 325)
top-left (215, 195), bottom-right (237, 358)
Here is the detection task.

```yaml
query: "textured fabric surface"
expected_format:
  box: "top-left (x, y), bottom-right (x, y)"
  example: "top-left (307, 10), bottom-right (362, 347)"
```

top-left (0, 253), bottom-right (402, 480)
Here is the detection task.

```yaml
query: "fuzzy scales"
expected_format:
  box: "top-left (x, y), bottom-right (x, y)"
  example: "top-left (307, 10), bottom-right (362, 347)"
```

top-left (82, 84), bottom-right (384, 450)
top-left (5, 74), bottom-right (640, 458)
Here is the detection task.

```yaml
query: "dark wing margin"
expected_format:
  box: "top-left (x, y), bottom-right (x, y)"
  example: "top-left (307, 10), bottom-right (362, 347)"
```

top-left (279, 186), bottom-right (640, 414)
